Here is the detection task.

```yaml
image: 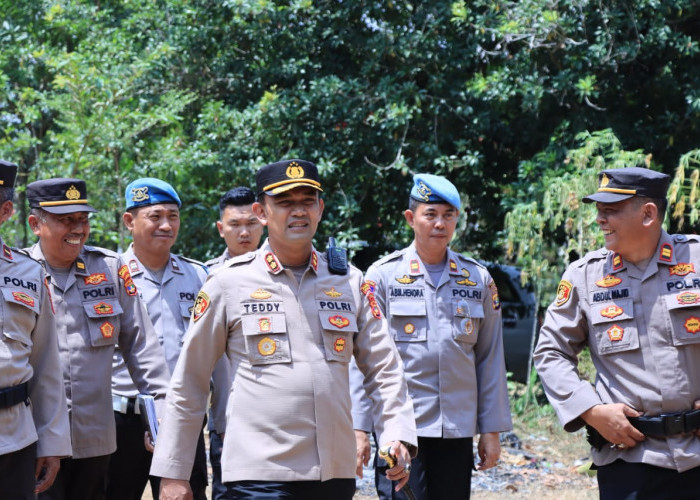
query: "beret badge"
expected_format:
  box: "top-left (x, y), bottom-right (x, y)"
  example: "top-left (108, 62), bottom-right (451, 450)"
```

top-left (131, 186), bottom-right (150, 203)
top-left (416, 181), bottom-right (432, 202)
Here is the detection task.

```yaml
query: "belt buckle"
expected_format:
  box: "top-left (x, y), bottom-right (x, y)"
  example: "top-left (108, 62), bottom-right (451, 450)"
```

top-left (662, 411), bottom-right (686, 435)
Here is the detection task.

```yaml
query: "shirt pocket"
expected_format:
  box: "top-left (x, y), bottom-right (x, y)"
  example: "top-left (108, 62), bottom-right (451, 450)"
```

top-left (590, 298), bottom-right (639, 354)
top-left (452, 299), bottom-right (484, 345)
top-left (318, 310), bottom-right (357, 362)
top-left (0, 288), bottom-right (39, 360)
top-left (664, 292), bottom-right (700, 346)
top-left (389, 299), bottom-right (427, 342)
top-left (179, 300), bottom-right (194, 344)
top-left (82, 299), bottom-right (123, 347)
top-left (241, 313), bottom-right (291, 365)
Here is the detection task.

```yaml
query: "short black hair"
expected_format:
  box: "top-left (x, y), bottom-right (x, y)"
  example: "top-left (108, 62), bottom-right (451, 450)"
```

top-left (634, 196), bottom-right (667, 220)
top-left (219, 187), bottom-right (255, 215)
top-left (0, 187), bottom-right (14, 205)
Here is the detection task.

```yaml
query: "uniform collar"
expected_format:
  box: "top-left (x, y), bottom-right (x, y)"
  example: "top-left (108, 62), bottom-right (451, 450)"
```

top-left (259, 239), bottom-right (319, 275)
top-left (0, 237), bottom-right (12, 263)
top-left (605, 230), bottom-right (676, 274)
top-left (124, 243), bottom-right (180, 280)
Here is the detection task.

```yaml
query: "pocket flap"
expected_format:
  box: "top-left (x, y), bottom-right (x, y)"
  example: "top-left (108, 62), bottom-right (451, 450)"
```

top-left (319, 310), bottom-right (358, 332)
top-left (591, 298), bottom-right (634, 325)
top-left (1, 288), bottom-right (40, 314)
top-left (390, 300), bottom-right (426, 316)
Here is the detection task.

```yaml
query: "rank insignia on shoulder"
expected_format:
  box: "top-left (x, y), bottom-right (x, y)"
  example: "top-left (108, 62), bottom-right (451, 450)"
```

top-left (129, 259), bottom-right (140, 273)
top-left (396, 275), bottom-right (417, 285)
top-left (192, 291), bottom-right (210, 322)
top-left (600, 305), bottom-right (623, 319)
top-left (324, 287), bottom-right (342, 298)
top-left (333, 337), bottom-right (346, 352)
top-left (659, 243), bottom-right (673, 262)
top-left (555, 280), bottom-right (573, 306)
top-left (606, 324), bottom-right (623, 342)
top-left (595, 275), bottom-right (622, 288)
top-left (250, 288), bottom-right (272, 300)
top-left (449, 259), bottom-right (458, 273)
top-left (669, 263), bottom-right (695, 277)
top-left (84, 273), bottom-right (108, 286)
top-left (455, 269), bottom-right (477, 286)
top-left (612, 254), bottom-right (623, 271)
top-left (100, 321), bottom-right (115, 338)
top-left (257, 337), bottom-right (276, 356)
top-left (12, 291), bottom-right (35, 307)
top-left (265, 252), bottom-right (281, 273)
top-left (328, 315), bottom-right (350, 328)
top-left (685, 316), bottom-right (700, 334)
top-left (76, 259), bottom-right (86, 271)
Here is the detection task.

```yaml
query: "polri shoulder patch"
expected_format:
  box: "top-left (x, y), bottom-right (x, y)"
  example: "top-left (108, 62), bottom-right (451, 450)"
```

top-left (193, 290), bottom-right (210, 321)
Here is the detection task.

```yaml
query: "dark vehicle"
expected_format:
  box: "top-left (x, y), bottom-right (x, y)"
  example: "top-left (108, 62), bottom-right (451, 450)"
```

top-left (485, 263), bottom-right (538, 383)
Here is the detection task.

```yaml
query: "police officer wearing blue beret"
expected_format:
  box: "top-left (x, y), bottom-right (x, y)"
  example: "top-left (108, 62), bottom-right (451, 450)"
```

top-left (535, 167), bottom-right (700, 498)
top-left (351, 174), bottom-right (512, 499)
top-left (107, 178), bottom-right (209, 500)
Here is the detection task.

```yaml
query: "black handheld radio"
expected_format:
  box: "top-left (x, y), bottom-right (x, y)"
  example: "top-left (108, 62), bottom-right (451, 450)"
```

top-left (327, 237), bottom-right (348, 275)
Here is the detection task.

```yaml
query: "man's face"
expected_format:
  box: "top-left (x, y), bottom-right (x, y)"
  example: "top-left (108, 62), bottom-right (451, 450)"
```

top-left (595, 198), bottom-right (646, 258)
top-left (123, 203), bottom-right (180, 255)
top-left (30, 211), bottom-right (91, 268)
top-left (254, 187), bottom-right (324, 246)
top-left (217, 204), bottom-right (263, 257)
top-left (405, 203), bottom-right (458, 252)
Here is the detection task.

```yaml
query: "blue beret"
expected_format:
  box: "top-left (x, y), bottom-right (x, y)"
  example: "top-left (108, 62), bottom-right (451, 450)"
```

top-left (125, 178), bottom-right (181, 210)
top-left (410, 174), bottom-right (461, 210)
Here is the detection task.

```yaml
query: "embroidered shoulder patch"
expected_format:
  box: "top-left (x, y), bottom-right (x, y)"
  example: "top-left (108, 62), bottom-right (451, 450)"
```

top-left (118, 265), bottom-right (138, 296)
top-left (193, 291), bottom-right (210, 321)
top-left (555, 280), bottom-right (573, 306)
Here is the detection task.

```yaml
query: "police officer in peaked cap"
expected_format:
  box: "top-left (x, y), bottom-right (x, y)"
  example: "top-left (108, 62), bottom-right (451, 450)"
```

top-left (535, 166), bottom-right (700, 498)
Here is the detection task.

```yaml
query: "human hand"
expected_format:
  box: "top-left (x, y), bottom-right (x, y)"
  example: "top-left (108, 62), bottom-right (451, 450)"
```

top-left (381, 441), bottom-right (412, 492)
top-left (34, 456), bottom-right (60, 493)
top-left (144, 431), bottom-right (155, 452)
top-left (160, 478), bottom-right (193, 500)
top-left (476, 432), bottom-right (500, 470)
top-left (355, 430), bottom-right (370, 478)
top-left (581, 403), bottom-right (645, 449)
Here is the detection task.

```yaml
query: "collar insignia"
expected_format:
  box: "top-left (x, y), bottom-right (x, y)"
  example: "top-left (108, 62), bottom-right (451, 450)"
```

top-left (76, 259), bottom-right (86, 271)
top-left (595, 275), bottom-right (622, 288)
top-left (659, 243), bottom-right (673, 262)
top-left (2, 244), bottom-right (12, 261)
top-left (250, 288), bottom-right (272, 300)
top-left (324, 287), bottom-right (342, 298)
top-left (129, 259), bottom-right (140, 273)
top-left (449, 259), bottom-right (458, 273)
top-left (410, 259), bottom-right (420, 274)
top-left (171, 258), bottom-right (180, 271)
top-left (265, 252), bottom-right (282, 274)
top-left (311, 251), bottom-right (318, 272)
top-left (669, 263), bottom-right (694, 277)
top-left (612, 253), bottom-right (623, 271)
top-left (396, 275), bottom-right (417, 285)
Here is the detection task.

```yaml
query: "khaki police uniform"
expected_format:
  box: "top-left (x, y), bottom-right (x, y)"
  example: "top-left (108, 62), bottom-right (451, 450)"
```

top-left (0, 240), bottom-right (71, 458)
top-left (28, 243), bottom-right (170, 459)
top-left (205, 250), bottom-right (232, 271)
top-left (151, 241), bottom-right (417, 483)
top-left (352, 243), bottom-right (512, 438)
top-left (535, 230), bottom-right (700, 472)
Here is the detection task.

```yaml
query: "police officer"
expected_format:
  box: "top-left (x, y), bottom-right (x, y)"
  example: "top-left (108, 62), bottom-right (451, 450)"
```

top-left (26, 177), bottom-right (170, 500)
top-left (152, 159), bottom-right (417, 500)
top-left (0, 161), bottom-right (71, 498)
top-left (205, 186), bottom-right (264, 500)
top-left (351, 174), bottom-right (512, 500)
top-left (534, 167), bottom-right (700, 498)
top-left (107, 178), bottom-right (209, 500)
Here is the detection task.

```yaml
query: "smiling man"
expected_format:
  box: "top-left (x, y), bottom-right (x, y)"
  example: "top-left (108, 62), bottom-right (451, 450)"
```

top-left (107, 178), bottom-right (209, 500)
top-left (351, 173), bottom-right (512, 500)
top-left (151, 159), bottom-right (416, 500)
top-left (535, 167), bottom-right (700, 498)
top-left (26, 178), bottom-right (170, 500)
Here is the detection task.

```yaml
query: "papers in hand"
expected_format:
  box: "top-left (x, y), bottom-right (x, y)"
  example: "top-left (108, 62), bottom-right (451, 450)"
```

top-left (137, 394), bottom-right (159, 444)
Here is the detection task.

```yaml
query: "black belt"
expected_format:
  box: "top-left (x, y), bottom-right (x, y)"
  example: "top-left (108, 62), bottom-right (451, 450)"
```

top-left (0, 382), bottom-right (29, 409)
top-left (628, 409), bottom-right (700, 437)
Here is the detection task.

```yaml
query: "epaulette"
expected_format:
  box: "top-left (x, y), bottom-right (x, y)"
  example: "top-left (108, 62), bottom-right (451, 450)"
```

top-left (371, 249), bottom-right (404, 268)
top-left (572, 247), bottom-right (608, 269)
top-left (452, 252), bottom-right (485, 269)
top-left (204, 257), bottom-right (220, 268)
top-left (9, 247), bottom-right (43, 266)
top-left (673, 234), bottom-right (699, 244)
top-left (83, 244), bottom-right (120, 259)
top-left (224, 252), bottom-right (256, 268)
top-left (178, 254), bottom-right (208, 271)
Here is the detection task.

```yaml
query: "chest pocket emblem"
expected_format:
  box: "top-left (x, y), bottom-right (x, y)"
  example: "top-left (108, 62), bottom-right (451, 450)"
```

top-left (685, 317), bottom-right (700, 334)
top-left (257, 337), bottom-right (277, 356)
top-left (258, 317), bottom-right (272, 332)
top-left (600, 305), bottom-right (623, 319)
top-left (607, 324), bottom-right (624, 342)
top-left (455, 269), bottom-right (477, 286)
top-left (12, 291), bottom-right (35, 307)
top-left (396, 275), bottom-right (416, 285)
top-left (94, 302), bottom-right (114, 315)
top-left (100, 321), bottom-right (115, 338)
top-left (328, 315), bottom-right (350, 328)
top-left (333, 337), bottom-right (346, 352)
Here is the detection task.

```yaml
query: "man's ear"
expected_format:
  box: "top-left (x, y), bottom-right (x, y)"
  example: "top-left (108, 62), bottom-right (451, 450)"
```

top-left (122, 211), bottom-right (135, 232)
top-left (404, 209), bottom-right (415, 229)
top-left (641, 201), bottom-right (659, 227)
top-left (0, 200), bottom-right (14, 224)
top-left (216, 220), bottom-right (224, 238)
top-left (28, 214), bottom-right (41, 236)
top-left (252, 201), bottom-right (268, 227)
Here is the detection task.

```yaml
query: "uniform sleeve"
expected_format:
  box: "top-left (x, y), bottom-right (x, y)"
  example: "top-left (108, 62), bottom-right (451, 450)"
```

top-left (151, 273), bottom-right (229, 480)
top-left (351, 270), bottom-right (417, 450)
top-left (349, 265), bottom-right (383, 432)
top-left (533, 266), bottom-right (601, 432)
top-left (114, 258), bottom-right (170, 409)
top-left (210, 354), bottom-right (232, 434)
top-left (28, 274), bottom-right (72, 458)
top-left (473, 272), bottom-right (513, 434)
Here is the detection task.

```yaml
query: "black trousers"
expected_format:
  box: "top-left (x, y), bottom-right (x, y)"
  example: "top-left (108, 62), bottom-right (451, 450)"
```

top-left (227, 479), bottom-right (355, 499)
top-left (597, 459), bottom-right (700, 500)
top-left (106, 411), bottom-right (208, 500)
top-left (39, 455), bottom-right (111, 500)
top-left (375, 435), bottom-right (474, 500)
top-left (0, 442), bottom-right (37, 500)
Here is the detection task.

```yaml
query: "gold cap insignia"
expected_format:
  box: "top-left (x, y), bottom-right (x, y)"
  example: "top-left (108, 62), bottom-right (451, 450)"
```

top-left (251, 288), bottom-right (272, 300)
top-left (600, 173), bottom-right (609, 188)
top-left (416, 181), bottom-right (431, 201)
top-left (66, 185), bottom-right (81, 200)
top-left (286, 162), bottom-right (305, 179)
top-left (131, 186), bottom-right (150, 202)
top-left (324, 287), bottom-right (342, 298)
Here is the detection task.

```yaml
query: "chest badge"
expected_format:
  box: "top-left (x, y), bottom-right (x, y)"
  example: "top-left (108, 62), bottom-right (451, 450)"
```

top-left (100, 321), bottom-right (115, 338)
top-left (607, 324), bottom-right (624, 342)
top-left (257, 337), bottom-right (277, 356)
top-left (328, 315), bottom-right (350, 328)
top-left (670, 263), bottom-right (695, 277)
top-left (396, 275), bottom-right (416, 285)
top-left (333, 337), bottom-right (346, 352)
top-left (12, 291), bottom-right (35, 307)
top-left (404, 323), bottom-right (415, 335)
top-left (677, 292), bottom-right (700, 305)
top-left (600, 305), bottom-right (624, 319)
top-left (596, 275), bottom-right (622, 288)
top-left (250, 289), bottom-right (272, 300)
top-left (84, 273), bottom-right (108, 286)
top-left (684, 317), bottom-right (700, 334)
top-left (455, 269), bottom-right (477, 286)
top-left (324, 287), bottom-right (342, 298)
top-left (94, 302), bottom-right (114, 315)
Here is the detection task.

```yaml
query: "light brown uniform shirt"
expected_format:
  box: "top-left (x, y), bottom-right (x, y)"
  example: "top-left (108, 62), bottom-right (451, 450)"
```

top-left (151, 241), bottom-right (416, 482)
top-left (535, 231), bottom-right (700, 472)
top-left (0, 241), bottom-right (71, 458)
top-left (28, 243), bottom-right (170, 459)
